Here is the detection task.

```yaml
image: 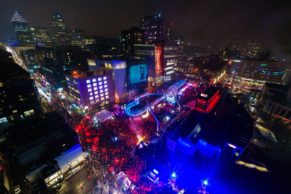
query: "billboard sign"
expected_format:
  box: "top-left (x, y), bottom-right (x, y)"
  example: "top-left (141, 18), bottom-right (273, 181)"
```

top-left (129, 64), bottom-right (148, 84)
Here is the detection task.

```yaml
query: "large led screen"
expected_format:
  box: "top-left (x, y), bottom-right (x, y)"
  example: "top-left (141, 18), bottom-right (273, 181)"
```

top-left (129, 64), bottom-right (148, 84)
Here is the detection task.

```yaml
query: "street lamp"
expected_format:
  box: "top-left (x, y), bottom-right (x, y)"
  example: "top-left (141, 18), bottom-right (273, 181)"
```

top-left (171, 172), bottom-right (177, 179)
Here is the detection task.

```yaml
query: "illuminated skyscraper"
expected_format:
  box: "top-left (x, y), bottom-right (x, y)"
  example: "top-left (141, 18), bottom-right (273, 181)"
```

top-left (140, 13), bottom-right (171, 44)
top-left (51, 12), bottom-right (70, 45)
top-left (121, 27), bottom-right (144, 57)
top-left (11, 11), bottom-right (34, 45)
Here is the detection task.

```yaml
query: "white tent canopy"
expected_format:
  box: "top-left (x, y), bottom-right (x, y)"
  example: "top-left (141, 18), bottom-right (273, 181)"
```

top-left (54, 144), bottom-right (86, 173)
top-left (95, 109), bottom-right (114, 122)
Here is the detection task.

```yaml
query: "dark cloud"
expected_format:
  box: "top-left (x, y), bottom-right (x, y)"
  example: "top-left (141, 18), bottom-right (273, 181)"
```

top-left (0, 0), bottom-right (291, 44)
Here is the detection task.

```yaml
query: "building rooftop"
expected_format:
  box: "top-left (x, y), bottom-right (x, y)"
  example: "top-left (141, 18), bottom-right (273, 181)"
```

top-left (198, 87), bottom-right (219, 100)
top-left (70, 69), bottom-right (108, 79)
top-left (5, 112), bottom-right (74, 149)
top-left (177, 96), bottom-right (253, 148)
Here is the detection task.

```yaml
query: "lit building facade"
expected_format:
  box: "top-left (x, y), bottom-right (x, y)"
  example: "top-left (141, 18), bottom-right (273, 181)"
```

top-left (88, 59), bottom-right (127, 103)
top-left (90, 36), bottom-right (120, 59)
top-left (66, 71), bottom-right (114, 108)
top-left (30, 26), bottom-right (53, 47)
top-left (164, 41), bottom-right (182, 78)
top-left (51, 12), bottom-right (70, 45)
top-left (121, 27), bottom-right (144, 57)
top-left (71, 29), bottom-right (86, 47)
top-left (11, 11), bottom-right (34, 45)
top-left (228, 60), bottom-right (288, 91)
top-left (134, 44), bottom-right (161, 78)
top-left (134, 42), bottom-right (183, 81)
top-left (71, 29), bottom-right (95, 49)
top-left (140, 14), bottom-right (170, 44)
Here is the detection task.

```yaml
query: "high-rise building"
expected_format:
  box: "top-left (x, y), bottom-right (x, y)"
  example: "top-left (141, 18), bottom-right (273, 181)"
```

top-left (55, 46), bottom-right (92, 72)
top-left (30, 26), bottom-right (53, 47)
top-left (88, 36), bottom-right (120, 59)
top-left (133, 41), bottom-right (182, 81)
top-left (51, 12), bottom-right (70, 45)
top-left (11, 11), bottom-right (34, 45)
top-left (140, 13), bottom-right (170, 44)
top-left (0, 49), bottom-right (41, 126)
top-left (134, 44), bottom-right (156, 77)
top-left (120, 27), bottom-right (144, 57)
top-left (164, 41), bottom-right (182, 79)
top-left (65, 70), bottom-right (114, 108)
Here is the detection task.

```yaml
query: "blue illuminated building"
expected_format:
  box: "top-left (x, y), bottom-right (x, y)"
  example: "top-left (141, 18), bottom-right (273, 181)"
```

top-left (88, 59), bottom-right (127, 103)
top-left (65, 70), bottom-right (114, 108)
top-left (11, 11), bottom-right (34, 45)
top-left (167, 94), bottom-right (253, 160)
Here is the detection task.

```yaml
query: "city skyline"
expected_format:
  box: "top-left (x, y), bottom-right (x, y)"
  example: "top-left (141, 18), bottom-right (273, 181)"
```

top-left (1, 1), bottom-right (291, 194)
top-left (1, 0), bottom-right (291, 45)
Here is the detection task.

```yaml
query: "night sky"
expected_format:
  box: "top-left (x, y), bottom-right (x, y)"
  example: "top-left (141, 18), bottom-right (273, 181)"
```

top-left (1, 0), bottom-right (291, 44)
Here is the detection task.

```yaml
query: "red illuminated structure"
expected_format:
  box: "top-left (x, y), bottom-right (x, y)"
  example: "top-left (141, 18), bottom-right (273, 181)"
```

top-left (195, 87), bottom-right (221, 113)
top-left (154, 43), bottom-right (164, 77)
